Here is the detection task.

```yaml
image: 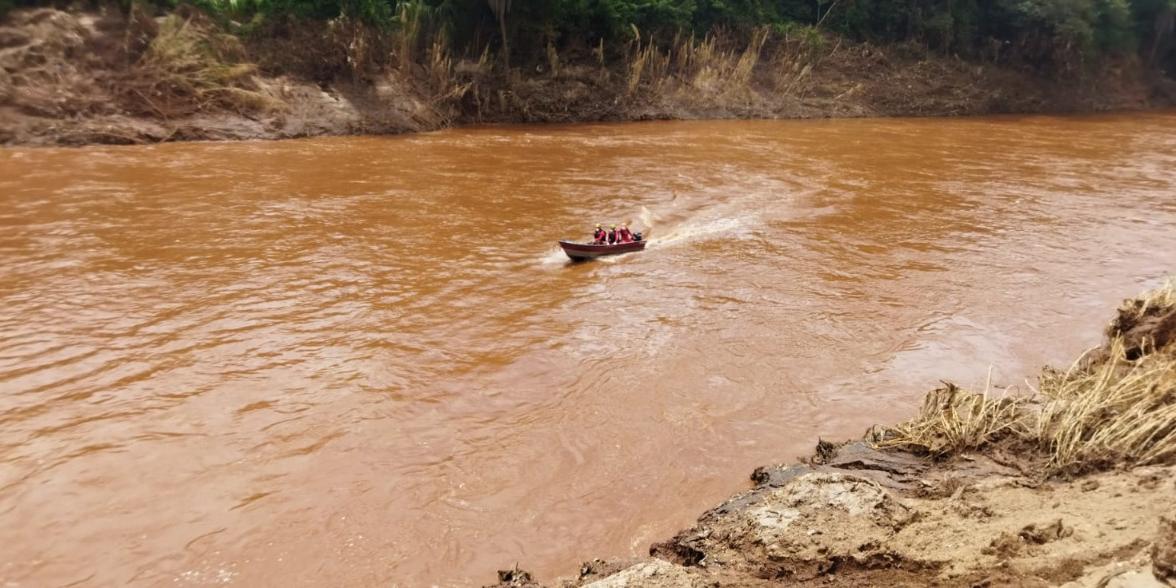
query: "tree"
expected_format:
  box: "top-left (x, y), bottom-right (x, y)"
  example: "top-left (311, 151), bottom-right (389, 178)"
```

top-left (1131, 0), bottom-right (1175, 66)
top-left (488, 0), bottom-right (510, 69)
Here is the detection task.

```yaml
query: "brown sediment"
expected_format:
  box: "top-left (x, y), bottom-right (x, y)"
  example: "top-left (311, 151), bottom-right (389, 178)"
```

top-left (1156, 511), bottom-right (1176, 585)
top-left (1106, 294), bottom-right (1176, 362)
top-left (487, 451), bottom-right (1176, 587)
top-left (486, 281), bottom-right (1176, 587)
top-left (2, 7), bottom-right (1175, 147)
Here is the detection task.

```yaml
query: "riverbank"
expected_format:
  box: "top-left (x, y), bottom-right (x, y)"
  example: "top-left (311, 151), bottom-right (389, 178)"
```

top-left (491, 280), bottom-right (1176, 587)
top-left (3, 6), bottom-right (1175, 147)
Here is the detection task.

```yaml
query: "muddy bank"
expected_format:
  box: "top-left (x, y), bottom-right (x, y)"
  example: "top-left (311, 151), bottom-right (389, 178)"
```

top-left (496, 448), bottom-right (1176, 587)
top-left (2, 7), bottom-right (1175, 147)
top-left (489, 283), bottom-right (1176, 587)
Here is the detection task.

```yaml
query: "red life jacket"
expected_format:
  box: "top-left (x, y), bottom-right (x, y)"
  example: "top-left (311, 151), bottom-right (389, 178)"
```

top-left (619, 228), bottom-right (633, 242)
top-left (593, 229), bottom-right (606, 243)
top-left (608, 230), bottom-right (617, 244)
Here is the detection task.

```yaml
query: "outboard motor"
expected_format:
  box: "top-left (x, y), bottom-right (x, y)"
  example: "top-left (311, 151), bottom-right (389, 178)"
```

top-left (633, 232), bottom-right (643, 242)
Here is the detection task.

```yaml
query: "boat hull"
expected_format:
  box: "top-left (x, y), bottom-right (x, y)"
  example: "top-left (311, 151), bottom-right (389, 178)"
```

top-left (558, 240), bottom-right (646, 261)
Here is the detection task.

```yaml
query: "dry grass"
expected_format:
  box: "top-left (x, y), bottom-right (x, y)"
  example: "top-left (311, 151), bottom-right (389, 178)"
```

top-left (624, 27), bottom-right (798, 101)
top-left (614, 26), bottom-right (833, 111)
top-left (1134, 277), bottom-right (1176, 309)
top-left (545, 41), bottom-right (560, 78)
top-left (425, 38), bottom-right (474, 102)
top-left (395, 0), bottom-right (426, 69)
top-left (124, 14), bottom-right (279, 117)
top-left (626, 31), bottom-right (670, 95)
top-left (874, 279), bottom-right (1176, 476)
top-left (1036, 340), bottom-right (1176, 472)
top-left (874, 381), bottom-right (1031, 458)
top-left (768, 39), bottom-right (814, 96)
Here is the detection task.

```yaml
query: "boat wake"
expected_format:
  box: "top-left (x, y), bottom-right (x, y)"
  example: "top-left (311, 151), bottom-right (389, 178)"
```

top-left (539, 179), bottom-right (786, 266)
top-left (540, 247), bottom-right (571, 266)
top-left (652, 216), bottom-right (746, 246)
top-left (637, 196), bottom-right (755, 248)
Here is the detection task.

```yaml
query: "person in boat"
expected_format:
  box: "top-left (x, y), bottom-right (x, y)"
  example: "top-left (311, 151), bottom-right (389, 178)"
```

top-left (607, 224), bottom-right (618, 244)
top-left (617, 224), bottom-right (634, 243)
top-left (592, 224), bottom-right (607, 244)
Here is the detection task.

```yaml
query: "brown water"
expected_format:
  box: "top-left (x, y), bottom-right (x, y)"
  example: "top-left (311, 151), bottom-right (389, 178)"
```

top-left (1, 113), bottom-right (1175, 587)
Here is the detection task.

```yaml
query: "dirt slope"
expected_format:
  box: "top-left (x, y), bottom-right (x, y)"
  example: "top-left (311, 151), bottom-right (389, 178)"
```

top-left (0, 8), bottom-right (442, 145)
top-left (2, 7), bottom-right (1174, 147)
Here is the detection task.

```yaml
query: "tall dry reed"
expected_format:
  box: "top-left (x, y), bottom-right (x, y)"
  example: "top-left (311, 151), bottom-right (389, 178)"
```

top-left (874, 279), bottom-right (1176, 476)
top-left (128, 15), bottom-right (277, 117)
top-left (875, 381), bottom-right (1030, 458)
top-left (1036, 340), bottom-right (1176, 472)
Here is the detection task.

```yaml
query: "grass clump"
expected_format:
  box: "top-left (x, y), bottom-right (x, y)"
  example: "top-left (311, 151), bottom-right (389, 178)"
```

top-left (122, 13), bottom-right (279, 118)
top-left (621, 26), bottom-right (815, 109)
top-left (875, 382), bottom-right (1030, 458)
top-left (874, 278), bottom-right (1176, 476)
top-left (1036, 340), bottom-right (1176, 472)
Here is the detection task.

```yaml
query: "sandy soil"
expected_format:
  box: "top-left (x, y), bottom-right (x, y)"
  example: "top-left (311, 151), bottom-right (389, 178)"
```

top-left (488, 444), bottom-right (1176, 587)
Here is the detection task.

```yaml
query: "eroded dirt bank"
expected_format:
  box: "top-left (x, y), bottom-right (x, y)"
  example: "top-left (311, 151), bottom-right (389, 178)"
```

top-left (3, 6), bottom-right (1175, 147)
top-left (490, 284), bottom-right (1176, 587)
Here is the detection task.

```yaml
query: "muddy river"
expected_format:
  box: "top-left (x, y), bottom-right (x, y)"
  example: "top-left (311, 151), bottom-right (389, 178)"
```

top-left (2, 113), bottom-right (1175, 586)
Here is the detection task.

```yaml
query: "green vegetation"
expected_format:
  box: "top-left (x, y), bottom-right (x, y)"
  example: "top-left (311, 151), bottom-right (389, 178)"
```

top-left (217, 0), bottom-right (1175, 73)
top-left (7, 0), bottom-right (1168, 74)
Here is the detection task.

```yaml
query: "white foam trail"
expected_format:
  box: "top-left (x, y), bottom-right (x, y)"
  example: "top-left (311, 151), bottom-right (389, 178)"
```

top-left (638, 206), bottom-right (656, 235)
top-left (538, 183), bottom-right (768, 266)
top-left (653, 217), bottom-right (746, 246)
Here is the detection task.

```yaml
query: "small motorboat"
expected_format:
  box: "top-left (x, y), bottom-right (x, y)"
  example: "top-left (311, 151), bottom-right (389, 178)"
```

top-left (558, 238), bottom-right (646, 261)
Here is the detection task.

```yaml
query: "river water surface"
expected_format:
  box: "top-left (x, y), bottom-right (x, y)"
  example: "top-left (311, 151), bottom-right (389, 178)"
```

top-left (2, 113), bottom-right (1175, 586)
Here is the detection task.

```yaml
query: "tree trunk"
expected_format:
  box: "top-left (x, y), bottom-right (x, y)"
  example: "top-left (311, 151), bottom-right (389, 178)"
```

top-left (488, 0), bottom-right (511, 71)
top-left (1150, 6), bottom-right (1174, 66)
